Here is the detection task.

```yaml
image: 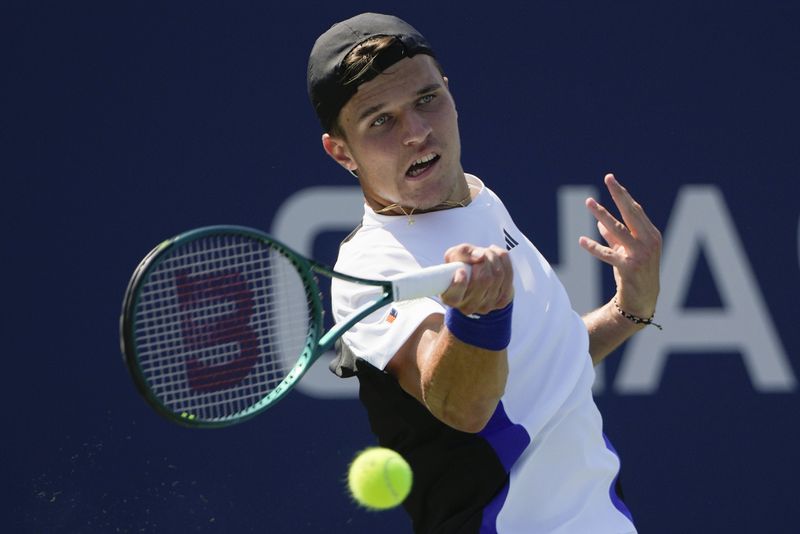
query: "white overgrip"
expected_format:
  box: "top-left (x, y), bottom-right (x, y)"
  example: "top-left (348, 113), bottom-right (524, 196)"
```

top-left (389, 262), bottom-right (471, 301)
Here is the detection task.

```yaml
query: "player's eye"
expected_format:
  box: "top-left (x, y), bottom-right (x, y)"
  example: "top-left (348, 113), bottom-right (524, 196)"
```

top-left (371, 114), bottom-right (390, 127)
top-left (418, 94), bottom-right (436, 105)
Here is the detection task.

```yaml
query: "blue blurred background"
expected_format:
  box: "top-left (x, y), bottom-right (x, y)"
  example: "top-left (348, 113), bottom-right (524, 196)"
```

top-left (4, 1), bottom-right (799, 532)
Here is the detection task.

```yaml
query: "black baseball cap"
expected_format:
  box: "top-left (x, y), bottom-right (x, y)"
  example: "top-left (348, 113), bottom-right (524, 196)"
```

top-left (307, 13), bottom-right (436, 132)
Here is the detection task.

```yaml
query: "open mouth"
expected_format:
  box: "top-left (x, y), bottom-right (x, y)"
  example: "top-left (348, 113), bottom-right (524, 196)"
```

top-left (406, 153), bottom-right (440, 177)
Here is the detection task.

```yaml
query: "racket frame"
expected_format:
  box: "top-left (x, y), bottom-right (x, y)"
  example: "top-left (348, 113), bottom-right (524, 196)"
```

top-left (120, 225), bottom-right (394, 428)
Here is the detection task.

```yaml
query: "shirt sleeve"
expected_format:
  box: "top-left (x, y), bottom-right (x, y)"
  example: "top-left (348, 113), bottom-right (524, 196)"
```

top-left (331, 243), bottom-right (446, 371)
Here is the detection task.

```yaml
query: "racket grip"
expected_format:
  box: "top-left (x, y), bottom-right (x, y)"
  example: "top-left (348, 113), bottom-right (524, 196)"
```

top-left (390, 262), bottom-right (471, 301)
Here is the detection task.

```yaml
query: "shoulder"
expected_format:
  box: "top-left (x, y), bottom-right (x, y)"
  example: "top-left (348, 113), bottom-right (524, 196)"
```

top-left (334, 229), bottom-right (423, 281)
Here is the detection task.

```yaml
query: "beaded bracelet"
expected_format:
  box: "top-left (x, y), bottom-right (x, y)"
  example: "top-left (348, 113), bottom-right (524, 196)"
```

top-left (613, 298), bottom-right (663, 330)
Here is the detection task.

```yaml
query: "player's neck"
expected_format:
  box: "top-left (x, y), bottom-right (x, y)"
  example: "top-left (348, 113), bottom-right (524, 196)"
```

top-left (373, 187), bottom-right (473, 216)
top-left (370, 183), bottom-right (476, 225)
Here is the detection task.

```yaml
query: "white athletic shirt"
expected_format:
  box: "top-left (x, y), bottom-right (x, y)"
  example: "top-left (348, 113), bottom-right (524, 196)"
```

top-left (332, 175), bottom-right (636, 533)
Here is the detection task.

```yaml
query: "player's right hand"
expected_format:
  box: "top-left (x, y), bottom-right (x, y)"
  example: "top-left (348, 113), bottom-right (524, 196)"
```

top-left (441, 244), bottom-right (513, 316)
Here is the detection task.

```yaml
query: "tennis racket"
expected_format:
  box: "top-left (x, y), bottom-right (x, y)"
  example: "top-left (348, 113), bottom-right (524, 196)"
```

top-left (120, 225), bottom-right (466, 428)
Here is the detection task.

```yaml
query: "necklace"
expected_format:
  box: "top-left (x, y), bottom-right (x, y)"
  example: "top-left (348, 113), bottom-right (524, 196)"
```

top-left (374, 188), bottom-right (474, 225)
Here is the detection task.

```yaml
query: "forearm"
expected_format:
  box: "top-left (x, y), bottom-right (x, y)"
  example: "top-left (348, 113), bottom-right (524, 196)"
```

top-left (583, 299), bottom-right (646, 365)
top-left (420, 326), bottom-right (508, 432)
top-left (387, 314), bottom-right (508, 433)
top-left (387, 243), bottom-right (514, 433)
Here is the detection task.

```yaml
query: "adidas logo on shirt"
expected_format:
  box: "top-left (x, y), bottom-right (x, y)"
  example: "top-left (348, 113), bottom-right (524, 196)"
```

top-left (504, 229), bottom-right (519, 250)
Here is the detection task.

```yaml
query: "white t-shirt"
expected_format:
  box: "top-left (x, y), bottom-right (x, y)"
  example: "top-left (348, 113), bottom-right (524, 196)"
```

top-left (332, 175), bottom-right (636, 533)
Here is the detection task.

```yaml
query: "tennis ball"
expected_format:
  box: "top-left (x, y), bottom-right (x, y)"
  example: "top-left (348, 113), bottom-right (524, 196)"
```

top-left (347, 447), bottom-right (413, 510)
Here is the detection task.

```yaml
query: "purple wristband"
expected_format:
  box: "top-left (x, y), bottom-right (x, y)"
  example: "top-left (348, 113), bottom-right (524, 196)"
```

top-left (444, 302), bottom-right (513, 351)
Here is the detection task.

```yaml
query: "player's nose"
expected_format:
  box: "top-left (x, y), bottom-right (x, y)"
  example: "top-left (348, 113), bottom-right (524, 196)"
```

top-left (402, 111), bottom-right (432, 146)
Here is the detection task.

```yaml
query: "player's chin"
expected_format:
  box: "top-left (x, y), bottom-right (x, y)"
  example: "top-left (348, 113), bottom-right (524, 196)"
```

top-left (403, 188), bottom-right (450, 211)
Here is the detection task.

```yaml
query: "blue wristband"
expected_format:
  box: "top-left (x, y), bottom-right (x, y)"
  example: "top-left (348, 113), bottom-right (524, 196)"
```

top-left (444, 302), bottom-right (513, 351)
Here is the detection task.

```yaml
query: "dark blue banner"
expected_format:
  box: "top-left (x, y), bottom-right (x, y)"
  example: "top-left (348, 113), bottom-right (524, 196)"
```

top-left (5, 2), bottom-right (798, 532)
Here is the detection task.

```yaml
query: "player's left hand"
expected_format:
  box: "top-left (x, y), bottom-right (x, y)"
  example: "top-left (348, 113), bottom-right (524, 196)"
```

top-left (579, 173), bottom-right (662, 319)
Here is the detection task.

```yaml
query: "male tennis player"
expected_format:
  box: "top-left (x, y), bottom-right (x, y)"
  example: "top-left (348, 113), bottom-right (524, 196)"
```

top-left (308, 13), bottom-right (660, 533)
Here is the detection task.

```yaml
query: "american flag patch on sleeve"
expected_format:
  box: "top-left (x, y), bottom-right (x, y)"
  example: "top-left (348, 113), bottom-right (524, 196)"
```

top-left (385, 307), bottom-right (398, 323)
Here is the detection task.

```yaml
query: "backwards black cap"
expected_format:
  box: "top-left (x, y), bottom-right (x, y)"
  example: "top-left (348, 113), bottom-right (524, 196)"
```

top-left (307, 13), bottom-right (436, 132)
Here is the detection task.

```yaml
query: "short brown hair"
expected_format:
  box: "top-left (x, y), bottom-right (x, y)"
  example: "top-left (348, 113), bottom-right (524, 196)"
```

top-left (329, 35), bottom-right (444, 137)
top-left (307, 13), bottom-right (437, 133)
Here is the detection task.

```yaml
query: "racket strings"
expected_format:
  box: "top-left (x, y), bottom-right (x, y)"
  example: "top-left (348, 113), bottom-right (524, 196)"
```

top-left (133, 234), bottom-right (315, 421)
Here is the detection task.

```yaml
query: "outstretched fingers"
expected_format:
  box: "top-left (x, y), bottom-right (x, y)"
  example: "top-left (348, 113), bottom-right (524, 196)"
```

top-left (604, 173), bottom-right (659, 244)
top-left (584, 196), bottom-right (636, 250)
top-left (578, 234), bottom-right (618, 267)
top-left (581, 173), bottom-right (663, 318)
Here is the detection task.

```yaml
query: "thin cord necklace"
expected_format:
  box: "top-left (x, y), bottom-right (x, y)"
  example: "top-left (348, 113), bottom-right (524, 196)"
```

top-left (374, 188), bottom-right (474, 225)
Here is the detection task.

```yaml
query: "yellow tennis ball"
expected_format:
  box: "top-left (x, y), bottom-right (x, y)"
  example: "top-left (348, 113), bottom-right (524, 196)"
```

top-left (347, 447), bottom-right (413, 510)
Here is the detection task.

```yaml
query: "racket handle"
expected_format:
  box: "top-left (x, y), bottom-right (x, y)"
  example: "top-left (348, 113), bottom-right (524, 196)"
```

top-left (390, 262), bottom-right (471, 301)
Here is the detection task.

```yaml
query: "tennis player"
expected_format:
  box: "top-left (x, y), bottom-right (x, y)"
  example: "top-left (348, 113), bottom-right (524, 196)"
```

top-left (308, 13), bottom-right (661, 533)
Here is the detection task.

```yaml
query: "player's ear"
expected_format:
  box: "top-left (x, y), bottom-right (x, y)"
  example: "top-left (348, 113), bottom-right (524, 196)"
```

top-left (322, 133), bottom-right (357, 174)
